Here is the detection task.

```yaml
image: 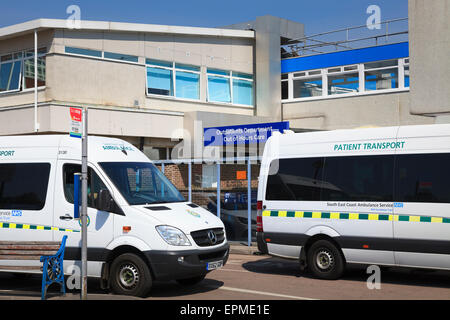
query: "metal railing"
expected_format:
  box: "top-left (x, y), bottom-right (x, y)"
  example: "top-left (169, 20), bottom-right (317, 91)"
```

top-left (282, 17), bottom-right (408, 58)
top-left (153, 157), bottom-right (261, 246)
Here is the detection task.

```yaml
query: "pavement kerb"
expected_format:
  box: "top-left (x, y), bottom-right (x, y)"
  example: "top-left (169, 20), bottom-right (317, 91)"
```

top-left (228, 242), bottom-right (260, 255)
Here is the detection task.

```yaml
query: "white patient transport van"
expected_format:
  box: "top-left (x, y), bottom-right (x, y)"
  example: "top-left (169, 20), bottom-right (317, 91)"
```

top-left (257, 124), bottom-right (450, 279)
top-left (0, 135), bottom-right (229, 296)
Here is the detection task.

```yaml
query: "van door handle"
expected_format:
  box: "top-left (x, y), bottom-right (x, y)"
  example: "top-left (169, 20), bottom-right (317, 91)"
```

top-left (59, 214), bottom-right (73, 221)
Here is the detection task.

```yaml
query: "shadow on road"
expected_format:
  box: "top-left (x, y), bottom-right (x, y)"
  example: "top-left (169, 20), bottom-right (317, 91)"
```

top-left (0, 272), bottom-right (224, 300)
top-left (242, 255), bottom-right (450, 289)
top-left (148, 278), bottom-right (224, 298)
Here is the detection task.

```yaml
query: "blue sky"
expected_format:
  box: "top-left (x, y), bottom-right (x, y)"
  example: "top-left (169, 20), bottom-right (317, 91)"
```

top-left (1, 0), bottom-right (408, 35)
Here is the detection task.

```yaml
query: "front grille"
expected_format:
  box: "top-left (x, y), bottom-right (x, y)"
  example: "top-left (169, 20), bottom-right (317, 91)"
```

top-left (191, 228), bottom-right (225, 247)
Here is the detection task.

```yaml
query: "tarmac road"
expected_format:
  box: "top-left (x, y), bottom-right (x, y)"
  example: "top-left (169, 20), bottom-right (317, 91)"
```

top-left (0, 252), bottom-right (449, 300)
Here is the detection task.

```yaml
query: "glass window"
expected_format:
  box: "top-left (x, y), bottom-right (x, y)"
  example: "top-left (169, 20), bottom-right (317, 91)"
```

top-left (0, 60), bottom-right (22, 92)
top-left (147, 67), bottom-right (173, 96)
top-left (395, 153), bottom-right (450, 203)
top-left (23, 57), bottom-right (45, 89)
top-left (0, 163), bottom-right (51, 210)
top-left (104, 52), bottom-right (138, 63)
top-left (281, 81), bottom-right (288, 100)
top-left (265, 157), bottom-right (324, 201)
top-left (364, 60), bottom-right (398, 69)
top-left (208, 74), bottom-right (231, 103)
top-left (404, 65), bottom-right (410, 88)
top-left (175, 63), bottom-right (200, 72)
top-left (99, 162), bottom-right (185, 205)
top-left (146, 59), bottom-right (172, 68)
top-left (293, 77), bottom-right (323, 98)
top-left (65, 46), bottom-right (102, 57)
top-left (63, 164), bottom-right (108, 209)
top-left (365, 68), bottom-right (398, 91)
top-left (328, 72), bottom-right (359, 95)
top-left (175, 71), bottom-right (199, 100)
top-left (232, 78), bottom-right (253, 105)
top-left (321, 155), bottom-right (394, 202)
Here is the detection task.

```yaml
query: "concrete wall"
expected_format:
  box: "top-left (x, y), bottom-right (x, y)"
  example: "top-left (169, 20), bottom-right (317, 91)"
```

top-left (0, 28), bottom-right (255, 140)
top-left (0, 104), bottom-right (184, 138)
top-left (283, 92), bottom-right (433, 130)
top-left (225, 16), bottom-right (304, 120)
top-left (48, 29), bottom-right (254, 114)
top-left (409, 0), bottom-right (450, 116)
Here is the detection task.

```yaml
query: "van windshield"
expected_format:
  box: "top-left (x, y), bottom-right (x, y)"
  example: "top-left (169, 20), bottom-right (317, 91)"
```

top-left (99, 162), bottom-right (185, 205)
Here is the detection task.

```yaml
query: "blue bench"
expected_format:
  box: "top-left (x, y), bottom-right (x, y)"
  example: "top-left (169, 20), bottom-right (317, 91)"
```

top-left (0, 235), bottom-right (68, 300)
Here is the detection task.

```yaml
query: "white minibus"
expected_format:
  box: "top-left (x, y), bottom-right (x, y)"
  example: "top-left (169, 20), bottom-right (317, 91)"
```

top-left (257, 124), bottom-right (450, 279)
top-left (0, 135), bottom-right (229, 296)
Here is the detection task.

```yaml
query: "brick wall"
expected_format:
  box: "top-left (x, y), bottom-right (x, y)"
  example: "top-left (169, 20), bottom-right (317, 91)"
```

top-left (156, 163), bottom-right (260, 207)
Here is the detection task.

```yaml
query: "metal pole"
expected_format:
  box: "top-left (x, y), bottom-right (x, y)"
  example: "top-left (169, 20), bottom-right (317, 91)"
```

top-left (216, 163), bottom-right (220, 218)
top-left (34, 29), bottom-right (39, 132)
top-left (247, 160), bottom-right (251, 247)
top-left (188, 162), bottom-right (192, 202)
top-left (81, 107), bottom-right (88, 300)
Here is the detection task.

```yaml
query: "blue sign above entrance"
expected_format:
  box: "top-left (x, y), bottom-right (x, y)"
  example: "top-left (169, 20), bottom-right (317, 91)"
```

top-left (204, 121), bottom-right (289, 147)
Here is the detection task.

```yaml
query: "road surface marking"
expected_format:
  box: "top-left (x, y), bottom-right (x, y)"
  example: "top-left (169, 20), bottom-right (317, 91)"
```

top-left (207, 285), bottom-right (317, 300)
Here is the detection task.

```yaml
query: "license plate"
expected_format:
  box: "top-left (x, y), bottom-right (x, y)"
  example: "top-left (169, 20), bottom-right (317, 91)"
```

top-left (206, 260), bottom-right (223, 271)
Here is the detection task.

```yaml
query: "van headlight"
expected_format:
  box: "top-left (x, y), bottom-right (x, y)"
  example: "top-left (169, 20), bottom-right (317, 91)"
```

top-left (156, 225), bottom-right (191, 246)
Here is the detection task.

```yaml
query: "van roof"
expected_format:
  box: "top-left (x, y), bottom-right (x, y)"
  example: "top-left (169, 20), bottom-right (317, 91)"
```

top-left (273, 123), bottom-right (450, 146)
top-left (0, 134), bottom-right (150, 163)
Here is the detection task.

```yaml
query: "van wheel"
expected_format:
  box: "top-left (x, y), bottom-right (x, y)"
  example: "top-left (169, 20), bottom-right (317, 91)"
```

top-left (307, 240), bottom-right (345, 280)
top-left (110, 253), bottom-right (152, 297)
top-left (176, 274), bottom-right (206, 286)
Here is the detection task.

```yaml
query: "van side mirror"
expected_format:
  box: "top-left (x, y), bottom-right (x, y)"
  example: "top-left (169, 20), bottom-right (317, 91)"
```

top-left (97, 189), bottom-right (113, 212)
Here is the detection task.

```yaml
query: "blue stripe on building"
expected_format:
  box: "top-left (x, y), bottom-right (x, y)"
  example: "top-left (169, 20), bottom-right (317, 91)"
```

top-left (281, 42), bottom-right (409, 73)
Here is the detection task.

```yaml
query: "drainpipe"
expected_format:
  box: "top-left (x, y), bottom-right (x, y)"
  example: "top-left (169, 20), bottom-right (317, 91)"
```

top-left (34, 29), bottom-right (39, 132)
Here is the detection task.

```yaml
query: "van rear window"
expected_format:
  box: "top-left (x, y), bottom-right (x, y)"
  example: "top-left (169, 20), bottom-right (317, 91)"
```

top-left (0, 163), bottom-right (51, 210)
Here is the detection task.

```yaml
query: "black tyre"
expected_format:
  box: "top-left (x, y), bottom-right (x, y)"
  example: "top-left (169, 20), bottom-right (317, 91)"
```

top-left (110, 253), bottom-right (152, 297)
top-left (176, 274), bottom-right (206, 286)
top-left (307, 239), bottom-right (345, 280)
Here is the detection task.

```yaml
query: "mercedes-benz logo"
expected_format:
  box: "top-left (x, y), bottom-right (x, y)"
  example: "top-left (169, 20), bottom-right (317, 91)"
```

top-left (207, 230), bottom-right (217, 245)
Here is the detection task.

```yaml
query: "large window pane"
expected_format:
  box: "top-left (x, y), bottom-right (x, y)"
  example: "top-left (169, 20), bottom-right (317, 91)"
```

top-left (63, 164), bottom-right (107, 209)
top-left (0, 163), bottom-right (51, 210)
top-left (147, 67), bottom-right (173, 96)
top-left (24, 57), bottom-right (45, 89)
top-left (232, 79), bottom-right (253, 105)
top-left (265, 157), bottom-right (324, 201)
top-left (328, 72), bottom-right (359, 95)
top-left (321, 155), bottom-right (394, 202)
top-left (175, 71), bottom-right (199, 99)
top-left (208, 75), bottom-right (231, 103)
top-left (365, 68), bottom-right (398, 91)
top-left (0, 61), bottom-right (22, 92)
top-left (293, 77), bottom-right (323, 98)
top-left (395, 153), bottom-right (450, 203)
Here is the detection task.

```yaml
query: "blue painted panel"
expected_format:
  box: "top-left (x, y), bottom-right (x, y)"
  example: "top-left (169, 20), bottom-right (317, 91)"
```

top-left (281, 42), bottom-right (409, 73)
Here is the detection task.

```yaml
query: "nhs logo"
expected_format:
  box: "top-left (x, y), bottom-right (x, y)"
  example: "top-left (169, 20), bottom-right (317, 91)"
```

top-left (12, 210), bottom-right (22, 217)
top-left (394, 203), bottom-right (404, 208)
